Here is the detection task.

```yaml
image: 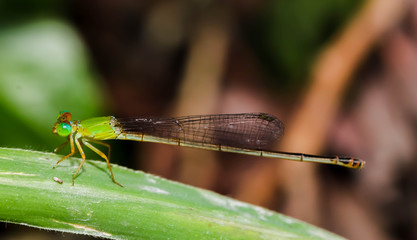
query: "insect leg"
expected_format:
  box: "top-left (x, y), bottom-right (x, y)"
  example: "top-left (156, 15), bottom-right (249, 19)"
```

top-left (82, 139), bottom-right (122, 187)
top-left (53, 134), bottom-right (75, 168)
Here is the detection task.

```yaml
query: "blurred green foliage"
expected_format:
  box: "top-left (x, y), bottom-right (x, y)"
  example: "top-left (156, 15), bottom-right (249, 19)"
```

top-left (248, 0), bottom-right (361, 89)
top-left (0, 0), bottom-right (65, 26)
top-left (0, 0), bottom-right (364, 160)
top-left (0, 1), bottom-right (364, 151)
top-left (0, 19), bottom-right (103, 150)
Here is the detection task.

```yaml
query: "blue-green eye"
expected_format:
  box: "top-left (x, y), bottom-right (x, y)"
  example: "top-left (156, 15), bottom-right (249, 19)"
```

top-left (56, 122), bottom-right (72, 137)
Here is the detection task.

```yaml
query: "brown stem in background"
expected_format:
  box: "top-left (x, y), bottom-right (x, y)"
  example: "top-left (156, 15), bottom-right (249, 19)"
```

top-left (172, 4), bottom-right (232, 188)
top-left (233, 0), bottom-right (409, 227)
top-left (279, 0), bottom-right (408, 225)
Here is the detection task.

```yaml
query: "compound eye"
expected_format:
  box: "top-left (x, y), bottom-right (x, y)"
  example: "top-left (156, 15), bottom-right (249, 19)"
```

top-left (56, 122), bottom-right (72, 137)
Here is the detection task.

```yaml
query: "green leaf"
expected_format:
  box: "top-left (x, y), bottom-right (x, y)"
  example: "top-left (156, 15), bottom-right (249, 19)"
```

top-left (0, 147), bottom-right (345, 239)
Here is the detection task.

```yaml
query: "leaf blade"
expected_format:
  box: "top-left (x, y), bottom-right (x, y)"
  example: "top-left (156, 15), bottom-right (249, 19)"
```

top-left (0, 147), bottom-right (345, 240)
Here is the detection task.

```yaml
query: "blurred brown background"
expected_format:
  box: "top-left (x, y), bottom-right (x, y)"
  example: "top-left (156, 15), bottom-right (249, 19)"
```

top-left (1, 0), bottom-right (417, 239)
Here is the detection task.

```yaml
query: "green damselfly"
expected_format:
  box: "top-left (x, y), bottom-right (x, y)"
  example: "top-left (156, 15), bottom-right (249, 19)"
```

top-left (52, 111), bottom-right (365, 186)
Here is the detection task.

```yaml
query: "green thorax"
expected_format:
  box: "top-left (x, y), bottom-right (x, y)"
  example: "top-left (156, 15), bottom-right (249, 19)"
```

top-left (78, 116), bottom-right (118, 140)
